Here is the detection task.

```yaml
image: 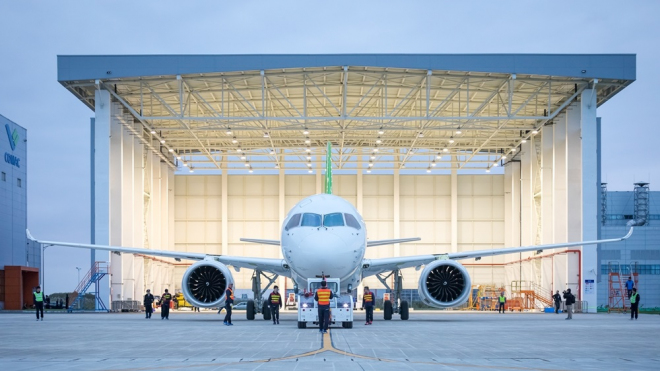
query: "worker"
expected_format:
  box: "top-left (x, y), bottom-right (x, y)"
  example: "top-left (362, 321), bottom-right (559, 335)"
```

top-left (144, 289), bottom-right (154, 319)
top-left (268, 285), bottom-right (282, 325)
top-left (553, 290), bottom-right (562, 314)
top-left (362, 286), bottom-right (374, 325)
top-left (159, 289), bottom-right (172, 320)
top-left (314, 280), bottom-right (334, 333)
top-left (34, 286), bottom-right (44, 321)
top-left (625, 276), bottom-right (635, 299)
top-left (498, 292), bottom-right (506, 313)
top-left (563, 289), bottom-right (575, 320)
top-left (630, 288), bottom-right (640, 320)
top-left (224, 283), bottom-right (234, 326)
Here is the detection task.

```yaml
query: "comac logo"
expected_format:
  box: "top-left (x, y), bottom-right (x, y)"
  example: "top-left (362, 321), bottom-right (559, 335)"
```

top-left (5, 124), bottom-right (18, 151)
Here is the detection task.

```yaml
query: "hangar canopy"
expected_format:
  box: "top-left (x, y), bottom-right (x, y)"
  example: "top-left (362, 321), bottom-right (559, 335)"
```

top-left (58, 54), bottom-right (635, 172)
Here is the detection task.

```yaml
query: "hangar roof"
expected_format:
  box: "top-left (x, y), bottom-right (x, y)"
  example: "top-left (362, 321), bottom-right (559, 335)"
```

top-left (58, 54), bottom-right (635, 173)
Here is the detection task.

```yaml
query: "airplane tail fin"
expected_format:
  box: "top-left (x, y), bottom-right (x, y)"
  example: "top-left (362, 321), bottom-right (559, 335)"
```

top-left (324, 141), bottom-right (332, 194)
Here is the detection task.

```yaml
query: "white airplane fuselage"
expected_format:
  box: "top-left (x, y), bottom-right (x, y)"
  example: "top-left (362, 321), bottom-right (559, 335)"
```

top-left (281, 194), bottom-right (366, 290)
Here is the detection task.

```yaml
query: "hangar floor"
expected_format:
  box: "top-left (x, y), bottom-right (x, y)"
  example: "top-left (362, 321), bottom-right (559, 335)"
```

top-left (0, 310), bottom-right (657, 371)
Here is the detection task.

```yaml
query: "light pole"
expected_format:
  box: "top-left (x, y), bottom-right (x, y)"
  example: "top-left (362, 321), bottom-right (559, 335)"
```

top-left (76, 267), bottom-right (82, 285)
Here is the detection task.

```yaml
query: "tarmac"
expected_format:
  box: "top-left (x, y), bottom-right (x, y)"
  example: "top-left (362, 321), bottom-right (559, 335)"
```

top-left (0, 309), bottom-right (658, 371)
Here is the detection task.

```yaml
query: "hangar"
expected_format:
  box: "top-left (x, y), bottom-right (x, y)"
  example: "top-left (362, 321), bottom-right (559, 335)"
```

top-left (56, 54), bottom-right (636, 313)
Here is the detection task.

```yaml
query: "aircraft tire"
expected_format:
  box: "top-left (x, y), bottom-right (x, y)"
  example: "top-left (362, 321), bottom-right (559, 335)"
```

top-left (384, 300), bottom-right (393, 320)
top-left (262, 302), bottom-right (271, 320)
top-left (342, 321), bottom-right (353, 328)
top-left (400, 300), bottom-right (410, 320)
top-left (246, 300), bottom-right (255, 320)
top-left (297, 321), bottom-right (306, 329)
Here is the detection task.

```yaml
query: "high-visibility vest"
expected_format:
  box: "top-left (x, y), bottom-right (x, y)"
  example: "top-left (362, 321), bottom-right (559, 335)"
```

top-left (271, 293), bottom-right (281, 304)
top-left (364, 292), bottom-right (373, 302)
top-left (499, 296), bottom-right (506, 303)
top-left (34, 292), bottom-right (43, 302)
top-left (317, 288), bottom-right (331, 305)
top-left (228, 288), bottom-right (234, 300)
top-left (631, 293), bottom-right (638, 304)
top-left (163, 293), bottom-right (172, 302)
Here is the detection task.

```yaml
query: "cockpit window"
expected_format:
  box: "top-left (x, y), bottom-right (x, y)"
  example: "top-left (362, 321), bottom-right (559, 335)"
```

top-left (323, 213), bottom-right (345, 227)
top-left (285, 213), bottom-right (301, 231)
top-left (344, 213), bottom-right (361, 230)
top-left (301, 213), bottom-right (322, 227)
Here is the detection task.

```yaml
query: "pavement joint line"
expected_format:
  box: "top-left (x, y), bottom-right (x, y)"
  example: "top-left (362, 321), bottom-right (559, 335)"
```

top-left (100, 329), bottom-right (577, 371)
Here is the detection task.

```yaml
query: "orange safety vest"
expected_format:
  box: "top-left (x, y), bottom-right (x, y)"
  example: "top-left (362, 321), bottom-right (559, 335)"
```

top-left (271, 293), bottom-right (281, 304)
top-left (364, 292), bottom-right (373, 302)
top-left (227, 288), bottom-right (235, 300)
top-left (316, 288), bottom-right (331, 305)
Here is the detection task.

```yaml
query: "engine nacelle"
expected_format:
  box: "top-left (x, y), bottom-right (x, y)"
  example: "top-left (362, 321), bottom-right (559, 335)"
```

top-left (181, 260), bottom-right (234, 308)
top-left (418, 260), bottom-right (471, 308)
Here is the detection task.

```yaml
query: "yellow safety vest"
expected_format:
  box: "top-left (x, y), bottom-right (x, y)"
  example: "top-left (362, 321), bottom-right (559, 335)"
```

top-left (317, 289), bottom-right (331, 305)
top-left (364, 293), bottom-right (373, 302)
top-left (271, 294), bottom-right (280, 304)
top-left (34, 292), bottom-right (43, 302)
top-left (631, 293), bottom-right (638, 304)
top-left (499, 296), bottom-right (506, 303)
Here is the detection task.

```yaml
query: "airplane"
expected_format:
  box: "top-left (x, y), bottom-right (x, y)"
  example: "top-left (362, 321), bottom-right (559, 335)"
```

top-left (27, 142), bottom-right (636, 319)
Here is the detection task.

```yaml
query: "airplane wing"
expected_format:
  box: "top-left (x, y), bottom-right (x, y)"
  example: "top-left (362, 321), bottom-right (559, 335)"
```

top-left (361, 227), bottom-right (635, 277)
top-left (240, 238), bottom-right (281, 246)
top-left (367, 237), bottom-right (421, 247)
top-left (26, 230), bottom-right (290, 276)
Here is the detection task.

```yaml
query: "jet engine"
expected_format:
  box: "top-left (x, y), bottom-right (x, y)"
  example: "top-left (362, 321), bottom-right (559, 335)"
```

top-left (418, 260), bottom-right (471, 308)
top-left (181, 260), bottom-right (234, 308)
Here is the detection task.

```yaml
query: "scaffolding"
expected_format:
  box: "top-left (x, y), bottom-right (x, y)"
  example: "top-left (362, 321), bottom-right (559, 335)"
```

top-left (607, 262), bottom-right (639, 313)
top-left (601, 182), bottom-right (607, 226)
top-left (634, 182), bottom-right (649, 225)
top-left (510, 281), bottom-right (553, 311)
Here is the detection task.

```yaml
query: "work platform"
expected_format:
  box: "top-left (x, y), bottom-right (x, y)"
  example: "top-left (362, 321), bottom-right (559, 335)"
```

top-left (0, 311), bottom-right (657, 370)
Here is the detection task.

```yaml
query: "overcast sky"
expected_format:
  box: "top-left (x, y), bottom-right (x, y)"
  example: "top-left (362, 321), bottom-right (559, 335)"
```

top-left (1, 1), bottom-right (658, 293)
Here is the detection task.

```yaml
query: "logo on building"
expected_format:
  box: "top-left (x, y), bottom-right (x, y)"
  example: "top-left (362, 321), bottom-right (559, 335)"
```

top-left (5, 124), bottom-right (18, 151)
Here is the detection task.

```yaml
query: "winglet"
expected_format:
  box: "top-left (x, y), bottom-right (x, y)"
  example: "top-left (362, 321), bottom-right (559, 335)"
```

top-left (26, 229), bottom-right (36, 242)
top-left (324, 141), bottom-right (332, 194)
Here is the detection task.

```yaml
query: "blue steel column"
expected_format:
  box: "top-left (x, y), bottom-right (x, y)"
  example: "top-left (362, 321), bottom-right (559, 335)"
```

top-left (90, 118), bottom-right (95, 268)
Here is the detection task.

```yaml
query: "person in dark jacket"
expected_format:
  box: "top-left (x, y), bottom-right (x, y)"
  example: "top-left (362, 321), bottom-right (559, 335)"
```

top-left (630, 288), bottom-right (640, 320)
top-left (33, 286), bottom-right (44, 321)
top-left (268, 286), bottom-right (283, 325)
top-left (224, 283), bottom-right (234, 326)
top-left (362, 287), bottom-right (375, 325)
top-left (159, 289), bottom-right (172, 320)
top-left (553, 291), bottom-right (562, 314)
top-left (563, 289), bottom-right (575, 320)
top-left (144, 289), bottom-right (155, 319)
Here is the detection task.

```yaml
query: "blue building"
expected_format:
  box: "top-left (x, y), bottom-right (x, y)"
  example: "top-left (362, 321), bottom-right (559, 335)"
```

top-left (0, 114), bottom-right (37, 310)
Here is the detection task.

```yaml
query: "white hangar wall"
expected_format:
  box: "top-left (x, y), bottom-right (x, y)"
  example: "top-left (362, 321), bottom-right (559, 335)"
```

top-left (173, 173), bottom-right (507, 291)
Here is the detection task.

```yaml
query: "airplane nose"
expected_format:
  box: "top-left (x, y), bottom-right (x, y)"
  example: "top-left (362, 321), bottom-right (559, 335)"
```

top-left (294, 231), bottom-right (356, 277)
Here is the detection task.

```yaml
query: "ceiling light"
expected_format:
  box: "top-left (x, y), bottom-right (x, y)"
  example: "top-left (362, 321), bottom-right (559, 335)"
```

top-left (418, 132), bottom-right (424, 138)
top-left (306, 156), bottom-right (311, 160)
top-left (376, 139), bottom-right (382, 144)
top-left (502, 155), bottom-right (507, 160)
top-left (182, 163), bottom-right (188, 167)
top-left (226, 128), bottom-right (232, 135)
top-left (431, 162), bottom-right (436, 167)
top-left (511, 148), bottom-right (516, 152)
top-left (426, 167), bottom-right (431, 173)
top-left (240, 155), bottom-right (246, 160)
top-left (493, 162), bottom-right (499, 167)
top-left (368, 163), bottom-right (373, 167)
top-left (366, 169), bottom-right (371, 173)
top-left (308, 169), bottom-right (313, 173)
top-left (160, 139), bottom-right (166, 144)
top-left (305, 139), bottom-right (311, 144)
top-left (307, 163), bottom-right (312, 167)
top-left (270, 149), bottom-right (276, 155)
top-left (248, 168), bottom-right (253, 173)
top-left (263, 132), bottom-right (269, 138)
top-left (532, 130), bottom-right (538, 135)
top-left (244, 162), bottom-right (250, 167)
top-left (303, 127), bottom-right (309, 135)
top-left (176, 156), bottom-right (181, 160)
top-left (401, 164), bottom-right (406, 168)
top-left (232, 137), bottom-right (238, 144)
top-left (275, 164), bottom-right (279, 168)
top-left (370, 155), bottom-right (376, 160)
top-left (442, 148), bottom-right (449, 152)
top-left (378, 127), bottom-right (384, 135)
top-left (373, 148), bottom-right (379, 152)
top-left (521, 139), bottom-right (527, 143)
top-left (486, 168), bottom-right (491, 173)
top-left (150, 130), bottom-right (156, 134)
top-left (168, 148), bottom-right (174, 153)
top-left (448, 137), bottom-right (454, 144)
top-left (306, 148), bottom-right (311, 153)
top-left (236, 148), bottom-right (242, 153)
top-left (456, 129), bottom-right (462, 135)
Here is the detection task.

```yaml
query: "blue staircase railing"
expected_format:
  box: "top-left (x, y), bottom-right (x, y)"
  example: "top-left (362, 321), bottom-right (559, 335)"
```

top-left (68, 262), bottom-right (109, 312)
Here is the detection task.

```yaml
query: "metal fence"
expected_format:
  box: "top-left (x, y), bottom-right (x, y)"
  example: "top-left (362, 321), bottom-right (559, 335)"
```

top-left (111, 300), bottom-right (142, 312)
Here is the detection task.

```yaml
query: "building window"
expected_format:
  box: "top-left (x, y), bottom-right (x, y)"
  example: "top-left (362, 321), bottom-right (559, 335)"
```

top-left (1, 171), bottom-right (5, 181)
top-left (17, 178), bottom-right (21, 187)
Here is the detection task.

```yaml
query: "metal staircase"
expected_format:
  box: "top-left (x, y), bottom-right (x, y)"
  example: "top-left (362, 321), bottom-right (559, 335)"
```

top-left (607, 262), bottom-right (639, 313)
top-left (511, 281), bottom-right (554, 310)
top-left (69, 262), bottom-right (110, 312)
